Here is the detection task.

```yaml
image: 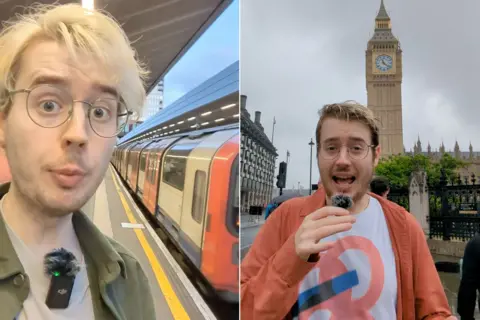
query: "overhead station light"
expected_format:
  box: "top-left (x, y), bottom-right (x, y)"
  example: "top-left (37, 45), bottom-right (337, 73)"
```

top-left (221, 103), bottom-right (236, 110)
top-left (121, 99), bottom-right (238, 144)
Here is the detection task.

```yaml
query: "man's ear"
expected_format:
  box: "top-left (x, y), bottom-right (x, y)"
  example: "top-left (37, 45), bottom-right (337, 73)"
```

top-left (373, 145), bottom-right (381, 167)
top-left (0, 110), bottom-right (7, 151)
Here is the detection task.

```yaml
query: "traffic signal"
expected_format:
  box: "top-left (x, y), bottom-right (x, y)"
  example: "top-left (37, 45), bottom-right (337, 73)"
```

top-left (276, 161), bottom-right (287, 189)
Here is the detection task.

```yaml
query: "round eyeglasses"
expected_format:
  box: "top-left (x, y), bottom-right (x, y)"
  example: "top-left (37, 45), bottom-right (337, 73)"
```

top-left (8, 84), bottom-right (136, 138)
top-left (319, 140), bottom-right (376, 160)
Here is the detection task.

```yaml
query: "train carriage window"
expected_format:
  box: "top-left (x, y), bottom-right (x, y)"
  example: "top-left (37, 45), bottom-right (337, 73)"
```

top-left (146, 154), bottom-right (152, 182)
top-left (191, 170), bottom-right (207, 224)
top-left (148, 154), bottom-right (157, 184)
top-left (140, 154), bottom-right (147, 172)
top-left (162, 148), bottom-right (188, 191)
top-left (162, 141), bottom-right (201, 191)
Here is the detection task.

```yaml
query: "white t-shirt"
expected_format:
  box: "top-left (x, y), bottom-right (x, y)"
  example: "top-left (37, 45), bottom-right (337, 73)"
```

top-left (3, 208), bottom-right (95, 319)
top-left (293, 196), bottom-right (397, 320)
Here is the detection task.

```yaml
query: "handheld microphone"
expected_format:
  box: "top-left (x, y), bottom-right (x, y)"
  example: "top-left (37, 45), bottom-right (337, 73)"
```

top-left (307, 195), bottom-right (354, 263)
top-left (331, 194), bottom-right (353, 209)
top-left (44, 248), bottom-right (80, 309)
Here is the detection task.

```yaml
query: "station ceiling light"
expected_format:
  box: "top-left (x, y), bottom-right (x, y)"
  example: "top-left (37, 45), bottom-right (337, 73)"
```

top-left (221, 103), bottom-right (236, 110)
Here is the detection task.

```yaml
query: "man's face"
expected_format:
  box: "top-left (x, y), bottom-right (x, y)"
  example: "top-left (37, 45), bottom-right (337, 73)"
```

top-left (317, 117), bottom-right (381, 203)
top-left (0, 40), bottom-right (118, 216)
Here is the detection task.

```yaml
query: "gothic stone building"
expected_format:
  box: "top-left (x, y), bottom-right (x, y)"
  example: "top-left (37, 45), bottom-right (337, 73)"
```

top-left (407, 138), bottom-right (480, 177)
top-left (366, 0), bottom-right (404, 157)
top-left (240, 95), bottom-right (277, 213)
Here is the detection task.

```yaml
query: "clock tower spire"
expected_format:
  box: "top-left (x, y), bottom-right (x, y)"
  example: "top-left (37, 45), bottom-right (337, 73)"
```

top-left (366, 0), bottom-right (403, 156)
top-left (375, 0), bottom-right (391, 28)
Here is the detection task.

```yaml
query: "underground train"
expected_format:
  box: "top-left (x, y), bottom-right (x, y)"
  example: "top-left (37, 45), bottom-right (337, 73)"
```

top-left (111, 124), bottom-right (239, 302)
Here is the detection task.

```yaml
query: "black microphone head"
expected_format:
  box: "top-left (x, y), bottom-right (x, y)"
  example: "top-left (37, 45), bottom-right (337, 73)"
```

top-left (331, 194), bottom-right (353, 209)
top-left (44, 248), bottom-right (80, 277)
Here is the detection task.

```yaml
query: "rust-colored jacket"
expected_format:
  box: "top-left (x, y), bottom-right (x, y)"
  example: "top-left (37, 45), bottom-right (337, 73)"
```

top-left (241, 186), bottom-right (454, 320)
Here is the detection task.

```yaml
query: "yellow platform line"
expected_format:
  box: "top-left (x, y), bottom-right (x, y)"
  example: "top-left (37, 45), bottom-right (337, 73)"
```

top-left (109, 166), bottom-right (190, 320)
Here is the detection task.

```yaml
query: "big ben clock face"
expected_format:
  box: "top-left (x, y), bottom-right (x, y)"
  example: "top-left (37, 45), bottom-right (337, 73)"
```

top-left (375, 54), bottom-right (393, 72)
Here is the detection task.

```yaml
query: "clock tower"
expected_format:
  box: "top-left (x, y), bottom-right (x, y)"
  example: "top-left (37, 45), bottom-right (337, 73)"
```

top-left (366, 0), bottom-right (403, 156)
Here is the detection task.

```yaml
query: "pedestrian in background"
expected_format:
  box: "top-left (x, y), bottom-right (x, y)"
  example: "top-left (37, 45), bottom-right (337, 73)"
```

top-left (370, 175), bottom-right (390, 198)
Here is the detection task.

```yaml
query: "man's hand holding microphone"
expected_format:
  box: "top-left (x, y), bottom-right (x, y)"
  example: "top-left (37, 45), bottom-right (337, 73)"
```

top-left (294, 195), bottom-right (356, 262)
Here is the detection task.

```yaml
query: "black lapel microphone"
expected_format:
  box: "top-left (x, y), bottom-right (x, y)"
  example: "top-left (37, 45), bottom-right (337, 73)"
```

top-left (331, 194), bottom-right (353, 209)
top-left (44, 248), bottom-right (81, 309)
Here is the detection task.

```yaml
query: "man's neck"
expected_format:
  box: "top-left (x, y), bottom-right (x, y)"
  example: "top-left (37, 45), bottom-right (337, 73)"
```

top-left (1, 186), bottom-right (74, 247)
top-left (349, 194), bottom-right (370, 215)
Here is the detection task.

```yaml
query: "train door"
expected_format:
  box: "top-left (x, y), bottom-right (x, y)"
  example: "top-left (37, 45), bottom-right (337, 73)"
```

top-left (141, 150), bottom-right (155, 213)
top-left (122, 142), bottom-right (135, 178)
top-left (178, 129), bottom-right (238, 267)
top-left (143, 137), bottom-right (179, 215)
top-left (118, 148), bottom-right (122, 169)
top-left (119, 147), bottom-right (125, 174)
top-left (200, 132), bottom-right (239, 300)
top-left (125, 142), bottom-right (139, 180)
top-left (158, 137), bottom-right (203, 241)
top-left (137, 141), bottom-right (153, 197)
top-left (128, 141), bottom-right (150, 191)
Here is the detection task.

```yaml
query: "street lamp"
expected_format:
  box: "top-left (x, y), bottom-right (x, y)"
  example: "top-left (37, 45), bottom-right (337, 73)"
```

top-left (309, 138), bottom-right (315, 195)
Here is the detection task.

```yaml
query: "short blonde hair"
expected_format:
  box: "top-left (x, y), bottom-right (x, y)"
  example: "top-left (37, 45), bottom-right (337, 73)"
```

top-left (315, 101), bottom-right (380, 152)
top-left (0, 3), bottom-right (149, 115)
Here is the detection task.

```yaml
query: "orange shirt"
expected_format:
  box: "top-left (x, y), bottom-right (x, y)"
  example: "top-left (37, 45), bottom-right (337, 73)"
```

top-left (241, 186), bottom-right (454, 320)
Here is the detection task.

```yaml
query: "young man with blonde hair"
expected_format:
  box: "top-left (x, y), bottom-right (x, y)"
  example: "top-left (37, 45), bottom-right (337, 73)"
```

top-left (241, 101), bottom-right (455, 319)
top-left (0, 4), bottom-right (154, 319)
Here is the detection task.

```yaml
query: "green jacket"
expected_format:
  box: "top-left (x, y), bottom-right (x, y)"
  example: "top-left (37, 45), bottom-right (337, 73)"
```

top-left (0, 183), bottom-right (156, 319)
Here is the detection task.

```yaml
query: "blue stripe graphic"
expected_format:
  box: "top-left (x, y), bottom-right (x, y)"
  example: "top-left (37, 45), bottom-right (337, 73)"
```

top-left (297, 270), bottom-right (359, 307)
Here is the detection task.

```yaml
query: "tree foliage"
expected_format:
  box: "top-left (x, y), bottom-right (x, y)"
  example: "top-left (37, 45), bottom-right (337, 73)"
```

top-left (374, 153), bottom-right (467, 189)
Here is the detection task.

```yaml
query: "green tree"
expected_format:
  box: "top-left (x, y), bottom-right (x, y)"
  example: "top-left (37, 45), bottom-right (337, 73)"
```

top-left (374, 153), bottom-right (467, 188)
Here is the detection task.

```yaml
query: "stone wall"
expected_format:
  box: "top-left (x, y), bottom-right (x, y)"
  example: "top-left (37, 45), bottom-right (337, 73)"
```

top-left (427, 238), bottom-right (466, 258)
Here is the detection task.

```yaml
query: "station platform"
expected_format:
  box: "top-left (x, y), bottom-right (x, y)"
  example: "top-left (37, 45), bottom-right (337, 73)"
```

top-left (82, 165), bottom-right (216, 320)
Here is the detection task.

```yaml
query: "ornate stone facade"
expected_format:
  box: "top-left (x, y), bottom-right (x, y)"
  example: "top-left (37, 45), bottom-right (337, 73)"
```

top-left (366, 0), bottom-right (404, 156)
top-left (407, 138), bottom-right (480, 176)
top-left (240, 95), bottom-right (277, 213)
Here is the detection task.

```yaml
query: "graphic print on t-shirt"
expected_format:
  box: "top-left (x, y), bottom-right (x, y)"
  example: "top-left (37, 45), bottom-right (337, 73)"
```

top-left (297, 236), bottom-right (384, 319)
top-left (292, 196), bottom-right (397, 320)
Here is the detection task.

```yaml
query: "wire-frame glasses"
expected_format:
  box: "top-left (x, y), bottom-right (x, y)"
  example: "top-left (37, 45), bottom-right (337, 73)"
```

top-left (319, 140), bottom-right (376, 160)
top-left (8, 84), bottom-right (136, 138)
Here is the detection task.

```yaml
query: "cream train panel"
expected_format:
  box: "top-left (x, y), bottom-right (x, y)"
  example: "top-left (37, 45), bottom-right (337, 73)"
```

top-left (157, 135), bottom-right (207, 233)
top-left (179, 129), bottom-right (239, 254)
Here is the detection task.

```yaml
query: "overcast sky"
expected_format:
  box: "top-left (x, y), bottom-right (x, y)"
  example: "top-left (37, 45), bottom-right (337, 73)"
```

top-left (240, 0), bottom-right (480, 189)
